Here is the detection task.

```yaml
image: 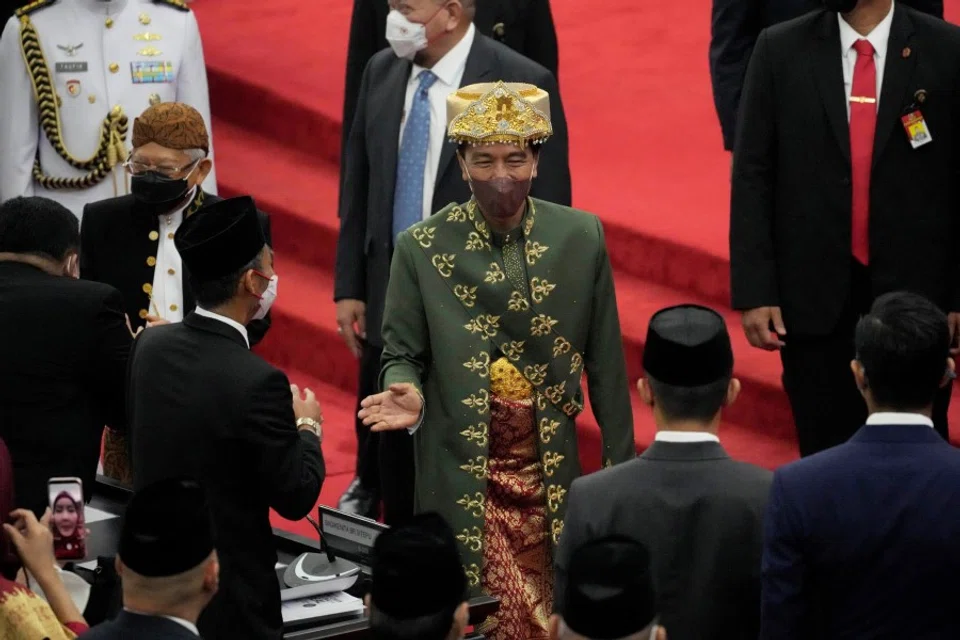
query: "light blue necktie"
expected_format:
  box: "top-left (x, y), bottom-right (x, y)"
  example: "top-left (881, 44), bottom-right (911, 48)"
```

top-left (392, 70), bottom-right (438, 240)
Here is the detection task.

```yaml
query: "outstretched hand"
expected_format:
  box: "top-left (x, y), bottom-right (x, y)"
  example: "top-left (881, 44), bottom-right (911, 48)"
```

top-left (359, 383), bottom-right (422, 432)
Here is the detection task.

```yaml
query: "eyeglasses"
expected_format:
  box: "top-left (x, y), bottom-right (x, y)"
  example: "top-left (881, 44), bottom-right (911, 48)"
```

top-left (122, 159), bottom-right (199, 179)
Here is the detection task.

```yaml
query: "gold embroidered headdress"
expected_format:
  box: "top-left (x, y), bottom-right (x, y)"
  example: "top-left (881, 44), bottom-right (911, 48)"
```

top-left (446, 81), bottom-right (552, 147)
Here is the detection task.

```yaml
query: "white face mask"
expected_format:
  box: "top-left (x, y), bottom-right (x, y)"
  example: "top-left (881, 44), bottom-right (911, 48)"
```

top-left (385, 9), bottom-right (430, 60)
top-left (253, 275), bottom-right (278, 321)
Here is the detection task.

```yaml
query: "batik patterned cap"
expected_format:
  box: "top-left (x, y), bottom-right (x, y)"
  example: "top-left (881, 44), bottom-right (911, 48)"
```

top-left (132, 102), bottom-right (210, 153)
top-left (447, 81), bottom-right (552, 147)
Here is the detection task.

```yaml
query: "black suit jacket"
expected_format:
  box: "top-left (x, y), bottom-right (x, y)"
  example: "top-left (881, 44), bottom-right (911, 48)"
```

top-left (335, 32), bottom-right (572, 347)
top-left (557, 441), bottom-right (773, 640)
top-left (731, 7), bottom-right (960, 334)
top-left (0, 262), bottom-right (130, 515)
top-left (80, 191), bottom-right (272, 346)
top-left (340, 0), bottom-right (559, 172)
top-left (710, 0), bottom-right (943, 150)
top-left (127, 313), bottom-right (324, 640)
top-left (82, 611), bottom-right (200, 639)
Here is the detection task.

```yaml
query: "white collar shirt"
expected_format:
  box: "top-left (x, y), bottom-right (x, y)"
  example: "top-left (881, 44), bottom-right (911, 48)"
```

top-left (401, 22), bottom-right (476, 221)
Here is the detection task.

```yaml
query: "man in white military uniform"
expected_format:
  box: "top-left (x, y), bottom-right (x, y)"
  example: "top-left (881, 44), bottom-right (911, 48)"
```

top-left (0, 0), bottom-right (216, 219)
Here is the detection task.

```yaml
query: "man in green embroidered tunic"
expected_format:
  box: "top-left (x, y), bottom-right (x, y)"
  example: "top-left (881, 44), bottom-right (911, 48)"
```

top-left (358, 81), bottom-right (635, 640)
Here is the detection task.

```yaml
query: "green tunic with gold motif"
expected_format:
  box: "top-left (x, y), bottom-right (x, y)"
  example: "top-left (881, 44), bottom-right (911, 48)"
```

top-left (379, 197), bottom-right (635, 594)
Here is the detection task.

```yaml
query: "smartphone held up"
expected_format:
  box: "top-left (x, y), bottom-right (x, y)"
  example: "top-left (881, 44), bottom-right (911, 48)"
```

top-left (48, 477), bottom-right (85, 560)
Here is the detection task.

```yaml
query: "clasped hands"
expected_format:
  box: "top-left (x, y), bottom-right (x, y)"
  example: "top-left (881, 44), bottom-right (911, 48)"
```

top-left (742, 306), bottom-right (960, 355)
top-left (358, 383), bottom-right (422, 432)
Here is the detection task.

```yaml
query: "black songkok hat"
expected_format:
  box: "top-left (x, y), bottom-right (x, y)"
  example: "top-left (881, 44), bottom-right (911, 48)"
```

top-left (642, 304), bottom-right (734, 386)
top-left (371, 512), bottom-right (467, 618)
top-left (174, 195), bottom-right (265, 280)
top-left (119, 478), bottom-right (214, 577)
top-left (563, 536), bottom-right (657, 639)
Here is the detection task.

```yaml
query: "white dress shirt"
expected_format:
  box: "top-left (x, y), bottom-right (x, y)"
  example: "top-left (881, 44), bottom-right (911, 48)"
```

top-left (838, 2), bottom-right (894, 120)
top-left (194, 306), bottom-right (249, 348)
top-left (865, 411), bottom-right (934, 428)
top-left (0, 0), bottom-right (216, 220)
top-left (400, 23), bottom-right (475, 221)
top-left (654, 431), bottom-right (721, 443)
top-left (149, 190), bottom-right (193, 322)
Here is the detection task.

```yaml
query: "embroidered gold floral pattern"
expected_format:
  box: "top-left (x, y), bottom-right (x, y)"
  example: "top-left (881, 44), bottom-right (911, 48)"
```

top-left (464, 352), bottom-right (491, 377)
top-left (447, 206), bottom-right (467, 222)
top-left (546, 485), bottom-right (567, 513)
top-left (508, 290), bottom-right (531, 312)
top-left (500, 340), bottom-right (525, 362)
top-left (464, 314), bottom-right (500, 337)
top-left (544, 381), bottom-right (566, 404)
top-left (535, 392), bottom-right (547, 411)
top-left (603, 458), bottom-right (614, 469)
top-left (457, 492), bottom-right (486, 518)
top-left (570, 353), bottom-right (584, 375)
top-left (530, 277), bottom-right (556, 304)
top-left (551, 519), bottom-right (564, 545)
top-left (431, 253), bottom-right (456, 277)
top-left (562, 399), bottom-right (583, 418)
top-left (462, 390), bottom-right (491, 414)
top-left (454, 284), bottom-right (479, 308)
top-left (457, 526), bottom-right (484, 552)
top-left (523, 202), bottom-right (537, 235)
top-left (411, 226), bottom-right (436, 248)
top-left (459, 456), bottom-right (489, 479)
top-left (552, 336), bottom-right (571, 357)
top-left (523, 364), bottom-right (548, 386)
top-left (464, 563), bottom-right (481, 587)
top-left (466, 231), bottom-right (489, 251)
top-left (538, 418), bottom-right (560, 443)
top-left (484, 261), bottom-right (506, 284)
top-left (531, 314), bottom-right (558, 337)
top-left (542, 452), bottom-right (565, 477)
top-left (460, 423), bottom-right (489, 447)
top-left (525, 241), bottom-right (549, 265)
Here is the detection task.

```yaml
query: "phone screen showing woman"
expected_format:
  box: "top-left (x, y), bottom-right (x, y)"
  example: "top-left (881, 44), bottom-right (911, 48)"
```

top-left (48, 479), bottom-right (85, 560)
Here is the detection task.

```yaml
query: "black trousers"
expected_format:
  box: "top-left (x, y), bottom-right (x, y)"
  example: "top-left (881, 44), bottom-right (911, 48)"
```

top-left (781, 262), bottom-right (952, 456)
top-left (354, 342), bottom-right (415, 525)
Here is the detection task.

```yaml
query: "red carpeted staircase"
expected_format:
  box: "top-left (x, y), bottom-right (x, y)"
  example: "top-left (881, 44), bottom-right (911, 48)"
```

top-left (192, 0), bottom-right (960, 538)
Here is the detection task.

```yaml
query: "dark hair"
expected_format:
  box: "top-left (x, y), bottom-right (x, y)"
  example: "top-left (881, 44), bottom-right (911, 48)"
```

top-left (647, 375), bottom-right (730, 422)
top-left (0, 196), bottom-right (79, 261)
top-left (457, 142), bottom-right (542, 158)
top-left (188, 253), bottom-right (262, 309)
top-left (855, 291), bottom-right (950, 411)
top-left (369, 605), bottom-right (456, 640)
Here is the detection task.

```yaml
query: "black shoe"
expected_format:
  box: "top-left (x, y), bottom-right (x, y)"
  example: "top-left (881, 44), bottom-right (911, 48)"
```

top-left (337, 477), bottom-right (380, 520)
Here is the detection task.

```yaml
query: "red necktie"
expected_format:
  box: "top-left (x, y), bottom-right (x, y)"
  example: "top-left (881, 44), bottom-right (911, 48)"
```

top-left (850, 39), bottom-right (877, 265)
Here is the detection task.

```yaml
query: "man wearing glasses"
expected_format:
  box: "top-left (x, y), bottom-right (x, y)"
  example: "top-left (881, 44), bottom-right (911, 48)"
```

top-left (80, 103), bottom-right (270, 483)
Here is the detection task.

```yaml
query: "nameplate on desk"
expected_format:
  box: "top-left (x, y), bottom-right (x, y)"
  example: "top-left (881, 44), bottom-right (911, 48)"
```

top-left (321, 512), bottom-right (381, 548)
top-left (318, 506), bottom-right (386, 567)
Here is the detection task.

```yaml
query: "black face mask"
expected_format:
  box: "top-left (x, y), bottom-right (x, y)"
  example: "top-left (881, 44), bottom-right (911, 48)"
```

top-left (131, 172), bottom-right (192, 215)
top-left (823, 0), bottom-right (858, 12)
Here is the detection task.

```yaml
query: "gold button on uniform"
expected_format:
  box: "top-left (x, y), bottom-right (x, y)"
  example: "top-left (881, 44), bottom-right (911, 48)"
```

top-left (149, 93), bottom-right (161, 106)
top-left (167, 268), bottom-right (176, 275)
top-left (109, 63), bottom-right (119, 73)
top-left (146, 256), bottom-right (156, 267)
top-left (169, 304), bottom-right (178, 312)
top-left (88, 95), bottom-right (96, 104)
top-left (142, 283), bottom-right (152, 294)
top-left (105, 17), bottom-right (114, 28)
top-left (138, 309), bottom-right (148, 319)
top-left (167, 232), bottom-right (174, 239)
top-left (149, 231), bottom-right (159, 241)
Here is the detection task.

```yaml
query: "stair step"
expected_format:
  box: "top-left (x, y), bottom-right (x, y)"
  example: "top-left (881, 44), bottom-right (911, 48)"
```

top-left (213, 118), bottom-right (340, 273)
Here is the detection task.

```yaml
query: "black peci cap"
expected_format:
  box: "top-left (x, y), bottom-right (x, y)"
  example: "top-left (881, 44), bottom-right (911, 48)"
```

top-left (642, 304), bottom-right (734, 386)
top-left (174, 195), bottom-right (265, 280)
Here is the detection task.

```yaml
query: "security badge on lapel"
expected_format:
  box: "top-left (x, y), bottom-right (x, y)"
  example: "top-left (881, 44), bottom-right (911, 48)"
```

top-left (901, 89), bottom-right (932, 150)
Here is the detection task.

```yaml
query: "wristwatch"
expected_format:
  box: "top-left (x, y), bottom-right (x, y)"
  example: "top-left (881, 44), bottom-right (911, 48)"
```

top-left (296, 417), bottom-right (323, 443)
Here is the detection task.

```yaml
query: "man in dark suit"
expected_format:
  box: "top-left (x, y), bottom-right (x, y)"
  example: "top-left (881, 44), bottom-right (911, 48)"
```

top-left (81, 102), bottom-right (271, 345)
top-left (557, 305), bottom-right (772, 640)
top-left (710, 0), bottom-right (942, 151)
top-left (761, 292), bottom-right (960, 638)
top-left (0, 196), bottom-right (130, 516)
top-left (341, 0), bottom-right (559, 174)
top-left (82, 102), bottom-right (271, 485)
top-left (128, 196), bottom-right (325, 640)
top-left (335, 0), bottom-right (571, 524)
top-left (84, 479), bottom-right (218, 640)
top-left (730, 0), bottom-right (960, 456)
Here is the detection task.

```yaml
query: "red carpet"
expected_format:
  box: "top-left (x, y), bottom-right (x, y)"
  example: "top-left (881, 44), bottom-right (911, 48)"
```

top-left (192, 0), bottom-right (960, 538)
